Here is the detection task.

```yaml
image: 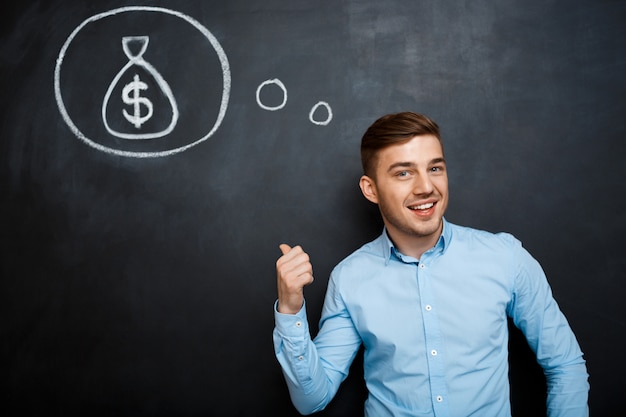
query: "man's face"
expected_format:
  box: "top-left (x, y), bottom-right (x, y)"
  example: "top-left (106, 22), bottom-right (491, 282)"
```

top-left (360, 134), bottom-right (448, 254)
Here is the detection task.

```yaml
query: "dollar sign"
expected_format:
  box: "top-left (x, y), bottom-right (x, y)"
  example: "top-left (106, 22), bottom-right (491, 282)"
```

top-left (122, 74), bottom-right (153, 129)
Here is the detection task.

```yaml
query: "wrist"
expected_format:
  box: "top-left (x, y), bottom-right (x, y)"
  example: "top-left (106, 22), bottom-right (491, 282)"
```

top-left (277, 297), bottom-right (304, 315)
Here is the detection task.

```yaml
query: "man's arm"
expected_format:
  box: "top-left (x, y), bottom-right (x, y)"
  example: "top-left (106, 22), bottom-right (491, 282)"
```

top-left (273, 245), bottom-right (361, 414)
top-left (508, 242), bottom-right (589, 417)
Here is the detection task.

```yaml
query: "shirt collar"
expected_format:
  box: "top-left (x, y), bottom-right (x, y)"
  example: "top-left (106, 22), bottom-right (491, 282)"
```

top-left (381, 217), bottom-right (450, 264)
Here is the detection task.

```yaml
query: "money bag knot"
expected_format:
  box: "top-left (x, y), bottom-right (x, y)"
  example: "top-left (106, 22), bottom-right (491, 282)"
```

top-left (122, 36), bottom-right (149, 62)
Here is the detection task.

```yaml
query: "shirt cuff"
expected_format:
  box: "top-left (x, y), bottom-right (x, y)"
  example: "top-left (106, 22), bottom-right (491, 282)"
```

top-left (274, 299), bottom-right (309, 337)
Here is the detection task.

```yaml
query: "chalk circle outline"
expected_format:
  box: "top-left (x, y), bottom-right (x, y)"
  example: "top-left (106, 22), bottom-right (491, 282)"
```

top-left (309, 101), bottom-right (333, 126)
top-left (54, 6), bottom-right (231, 158)
top-left (256, 78), bottom-right (287, 111)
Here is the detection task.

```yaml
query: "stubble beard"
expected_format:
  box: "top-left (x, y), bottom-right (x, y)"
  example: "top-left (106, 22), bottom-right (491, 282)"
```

top-left (378, 201), bottom-right (444, 240)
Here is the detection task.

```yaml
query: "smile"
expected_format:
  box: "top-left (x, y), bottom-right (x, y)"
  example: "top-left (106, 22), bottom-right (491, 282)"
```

top-left (409, 202), bottom-right (434, 210)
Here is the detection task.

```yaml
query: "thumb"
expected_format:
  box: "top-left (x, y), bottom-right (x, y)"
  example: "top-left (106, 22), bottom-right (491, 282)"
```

top-left (279, 243), bottom-right (292, 255)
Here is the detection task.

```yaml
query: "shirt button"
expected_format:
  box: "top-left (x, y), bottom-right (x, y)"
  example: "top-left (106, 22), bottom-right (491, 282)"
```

top-left (431, 349), bottom-right (438, 356)
top-left (419, 264), bottom-right (426, 269)
top-left (295, 321), bottom-right (302, 328)
top-left (436, 395), bottom-right (443, 402)
top-left (298, 355), bottom-right (304, 361)
top-left (425, 305), bottom-right (432, 311)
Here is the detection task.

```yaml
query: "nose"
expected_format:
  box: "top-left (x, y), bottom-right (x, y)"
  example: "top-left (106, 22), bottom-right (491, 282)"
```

top-left (412, 173), bottom-right (434, 195)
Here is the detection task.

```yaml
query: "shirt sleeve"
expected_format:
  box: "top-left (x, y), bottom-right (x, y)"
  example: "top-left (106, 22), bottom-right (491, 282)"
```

top-left (507, 239), bottom-right (590, 417)
top-left (272, 274), bottom-right (362, 415)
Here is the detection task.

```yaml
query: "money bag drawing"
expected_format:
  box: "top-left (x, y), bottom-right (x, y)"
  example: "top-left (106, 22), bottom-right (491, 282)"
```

top-left (102, 36), bottom-right (179, 140)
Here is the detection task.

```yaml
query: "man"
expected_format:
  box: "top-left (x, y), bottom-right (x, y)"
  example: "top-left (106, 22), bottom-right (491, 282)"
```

top-left (273, 112), bottom-right (589, 417)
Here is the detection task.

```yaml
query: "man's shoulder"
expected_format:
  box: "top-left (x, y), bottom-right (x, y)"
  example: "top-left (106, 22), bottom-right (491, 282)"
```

top-left (331, 234), bottom-right (387, 274)
top-left (446, 221), bottom-right (521, 250)
top-left (346, 234), bottom-right (386, 260)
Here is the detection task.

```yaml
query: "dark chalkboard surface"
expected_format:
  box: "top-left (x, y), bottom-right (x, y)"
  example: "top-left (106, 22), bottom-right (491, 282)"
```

top-left (2, 1), bottom-right (624, 416)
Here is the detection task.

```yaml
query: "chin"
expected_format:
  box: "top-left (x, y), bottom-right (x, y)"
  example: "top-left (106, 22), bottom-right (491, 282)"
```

top-left (414, 217), bottom-right (443, 236)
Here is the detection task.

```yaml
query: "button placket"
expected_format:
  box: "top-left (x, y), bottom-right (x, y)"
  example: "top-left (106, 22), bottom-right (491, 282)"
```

top-left (417, 257), bottom-right (450, 415)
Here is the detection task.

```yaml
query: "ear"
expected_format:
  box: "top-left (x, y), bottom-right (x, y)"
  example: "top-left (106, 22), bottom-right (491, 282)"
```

top-left (359, 175), bottom-right (379, 204)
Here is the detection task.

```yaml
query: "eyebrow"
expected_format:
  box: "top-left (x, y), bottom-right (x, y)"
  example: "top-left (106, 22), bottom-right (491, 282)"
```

top-left (387, 162), bottom-right (416, 173)
top-left (387, 158), bottom-right (446, 173)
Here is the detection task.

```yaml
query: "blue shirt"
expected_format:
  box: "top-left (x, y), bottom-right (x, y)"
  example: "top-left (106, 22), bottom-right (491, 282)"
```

top-left (273, 219), bottom-right (589, 417)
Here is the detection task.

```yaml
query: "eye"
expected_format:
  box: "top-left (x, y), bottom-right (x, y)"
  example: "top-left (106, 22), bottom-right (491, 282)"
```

top-left (395, 170), bottom-right (410, 177)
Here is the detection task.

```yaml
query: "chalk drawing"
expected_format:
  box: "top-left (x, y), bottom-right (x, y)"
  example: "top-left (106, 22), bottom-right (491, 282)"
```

top-left (309, 101), bottom-right (333, 126)
top-left (57, 7), bottom-right (334, 157)
top-left (256, 79), bottom-right (332, 126)
top-left (122, 74), bottom-right (154, 128)
top-left (55, 6), bottom-right (231, 158)
top-left (256, 78), bottom-right (287, 111)
top-left (102, 36), bottom-right (179, 139)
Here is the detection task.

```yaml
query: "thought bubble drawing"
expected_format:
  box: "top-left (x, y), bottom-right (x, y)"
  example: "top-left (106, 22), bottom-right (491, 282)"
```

top-left (256, 79), bottom-right (287, 111)
top-left (309, 101), bottom-right (333, 126)
top-left (56, 6), bottom-right (331, 158)
top-left (55, 6), bottom-right (230, 158)
top-left (256, 78), bottom-right (333, 126)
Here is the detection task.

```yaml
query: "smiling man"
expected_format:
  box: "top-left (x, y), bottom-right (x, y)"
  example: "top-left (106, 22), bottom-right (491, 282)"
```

top-left (273, 112), bottom-right (589, 417)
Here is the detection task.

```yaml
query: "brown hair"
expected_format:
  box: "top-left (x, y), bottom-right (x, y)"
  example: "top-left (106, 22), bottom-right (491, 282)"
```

top-left (360, 112), bottom-right (442, 177)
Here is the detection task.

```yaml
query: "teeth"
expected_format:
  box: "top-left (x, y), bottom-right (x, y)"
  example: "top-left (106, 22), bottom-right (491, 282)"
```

top-left (411, 203), bottom-right (434, 210)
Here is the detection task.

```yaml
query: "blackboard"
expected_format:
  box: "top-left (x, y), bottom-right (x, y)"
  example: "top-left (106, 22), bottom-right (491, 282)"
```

top-left (2, 1), bottom-right (624, 416)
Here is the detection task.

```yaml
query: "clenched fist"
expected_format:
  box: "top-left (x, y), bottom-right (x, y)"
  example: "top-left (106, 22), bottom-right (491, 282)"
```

top-left (276, 244), bottom-right (314, 314)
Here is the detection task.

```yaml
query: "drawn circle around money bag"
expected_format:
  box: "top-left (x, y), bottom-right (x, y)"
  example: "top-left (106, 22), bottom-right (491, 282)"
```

top-left (102, 36), bottom-right (179, 140)
top-left (55, 6), bottom-right (231, 158)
